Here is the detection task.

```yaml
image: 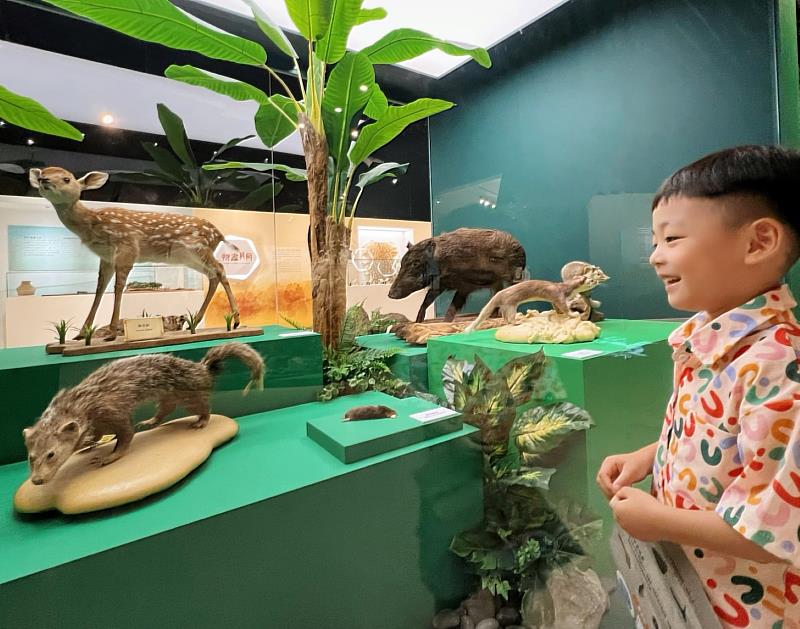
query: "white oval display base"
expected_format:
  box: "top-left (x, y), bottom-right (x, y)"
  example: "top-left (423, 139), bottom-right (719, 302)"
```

top-left (14, 414), bottom-right (238, 515)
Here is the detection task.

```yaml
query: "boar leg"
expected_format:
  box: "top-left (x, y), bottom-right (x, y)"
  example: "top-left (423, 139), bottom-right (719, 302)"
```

top-left (416, 287), bottom-right (442, 323)
top-left (444, 290), bottom-right (468, 322)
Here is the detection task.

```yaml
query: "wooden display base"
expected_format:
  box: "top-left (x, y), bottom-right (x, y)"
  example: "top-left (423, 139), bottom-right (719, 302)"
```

top-left (45, 326), bottom-right (263, 356)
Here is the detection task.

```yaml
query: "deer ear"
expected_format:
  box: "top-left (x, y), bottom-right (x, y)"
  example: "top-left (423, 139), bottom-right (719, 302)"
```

top-left (79, 171), bottom-right (109, 191)
top-left (29, 169), bottom-right (42, 189)
top-left (22, 427), bottom-right (33, 442)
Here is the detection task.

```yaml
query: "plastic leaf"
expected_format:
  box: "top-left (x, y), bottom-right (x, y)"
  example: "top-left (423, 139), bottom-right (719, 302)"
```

top-left (204, 161), bottom-right (308, 181)
top-left (355, 162), bottom-right (408, 188)
top-left (321, 52), bottom-right (374, 167)
top-left (317, 0), bottom-right (364, 63)
top-left (512, 403), bottom-right (593, 459)
top-left (498, 467), bottom-right (556, 491)
top-left (285, 0), bottom-right (333, 42)
top-left (496, 351), bottom-right (547, 407)
top-left (156, 103), bottom-right (195, 167)
top-left (240, 0), bottom-right (297, 58)
top-left (364, 83), bottom-right (388, 119)
top-left (254, 95), bottom-right (298, 148)
top-left (355, 7), bottom-right (386, 25)
top-left (348, 98), bottom-right (453, 168)
top-left (165, 65), bottom-right (269, 104)
top-left (42, 0), bottom-right (266, 65)
top-left (361, 28), bottom-right (491, 68)
top-left (141, 142), bottom-right (184, 182)
top-left (0, 85), bottom-right (83, 141)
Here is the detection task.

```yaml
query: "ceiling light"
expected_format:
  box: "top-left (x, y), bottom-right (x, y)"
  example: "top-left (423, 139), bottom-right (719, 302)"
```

top-left (26, 138), bottom-right (34, 145)
top-left (359, 85), bottom-right (368, 92)
top-left (0, 120), bottom-right (5, 127)
top-left (101, 113), bottom-right (114, 125)
top-left (351, 130), bottom-right (359, 138)
top-left (334, 107), bottom-right (342, 113)
top-left (391, 178), bottom-right (398, 184)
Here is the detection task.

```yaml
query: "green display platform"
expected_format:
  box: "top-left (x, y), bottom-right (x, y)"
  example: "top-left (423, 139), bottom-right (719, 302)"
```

top-left (307, 391), bottom-right (461, 463)
top-left (427, 319), bottom-right (678, 575)
top-left (356, 332), bottom-right (429, 392)
top-left (0, 325), bottom-right (322, 465)
top-left (0, 395), bottom-right (483, 629)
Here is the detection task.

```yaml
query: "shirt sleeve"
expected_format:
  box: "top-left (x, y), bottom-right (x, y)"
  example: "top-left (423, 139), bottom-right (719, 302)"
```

top-left (715, 353), bottom-right (800, 568)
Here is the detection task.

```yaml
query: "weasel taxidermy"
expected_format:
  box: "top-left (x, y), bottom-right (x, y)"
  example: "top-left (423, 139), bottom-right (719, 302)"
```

top-left (464, 273), bottom-right (603, 334)
top-left (22, 342), bottom-right (264, 484)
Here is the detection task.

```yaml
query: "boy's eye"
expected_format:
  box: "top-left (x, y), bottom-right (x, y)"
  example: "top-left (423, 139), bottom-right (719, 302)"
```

top-left (664, 236), bottom-right (681, 243)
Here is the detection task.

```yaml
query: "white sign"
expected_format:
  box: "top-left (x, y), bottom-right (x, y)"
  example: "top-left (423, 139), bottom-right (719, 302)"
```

top-left (410, 407), bottom-right (459, 423)
top-left (214, 235), bottom-right (260, 280)
top-left (561, 349), bottom-right (604, 360)
top-left (278, 330), bottom-right (315, 337)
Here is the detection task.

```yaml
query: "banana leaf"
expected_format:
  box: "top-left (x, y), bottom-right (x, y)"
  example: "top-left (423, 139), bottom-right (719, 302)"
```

top-left (0, 85), bottom-right (83, 141)
top-left (42, 0), bottom-right (266, 65)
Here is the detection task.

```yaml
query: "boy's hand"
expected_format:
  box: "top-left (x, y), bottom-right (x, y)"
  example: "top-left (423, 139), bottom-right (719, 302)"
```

top-left (596, 444), bottom-right (655, 499)
top-left (609, 487), bottom-right (667, 542)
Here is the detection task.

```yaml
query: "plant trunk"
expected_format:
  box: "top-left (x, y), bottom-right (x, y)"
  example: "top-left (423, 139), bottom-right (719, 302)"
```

top-left (300, 113), bottom-right (350, 349)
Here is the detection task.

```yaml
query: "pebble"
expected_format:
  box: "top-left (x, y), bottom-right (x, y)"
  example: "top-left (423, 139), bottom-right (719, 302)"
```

top-left (432, 609), bottom-right (461, 629)
top-left (496, 607), bottom-right (521, 626)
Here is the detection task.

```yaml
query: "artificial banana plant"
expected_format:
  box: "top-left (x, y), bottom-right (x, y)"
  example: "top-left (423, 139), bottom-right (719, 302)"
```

top-left (41, 0), bottom-right (491, 346)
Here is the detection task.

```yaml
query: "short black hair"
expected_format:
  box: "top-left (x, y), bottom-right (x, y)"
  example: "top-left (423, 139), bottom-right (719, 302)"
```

top-left (652, 145), bottom-right (800, 242)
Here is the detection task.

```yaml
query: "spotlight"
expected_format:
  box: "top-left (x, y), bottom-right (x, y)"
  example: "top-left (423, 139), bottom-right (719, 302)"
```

top-left (101, 113), bottom-right (114, 125)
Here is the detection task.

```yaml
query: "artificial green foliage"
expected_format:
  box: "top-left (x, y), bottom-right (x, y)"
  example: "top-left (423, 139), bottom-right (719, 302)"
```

top-left (223, 312), bottom-right (236, 332)
top-left (42, 0), bottom-right (490, 224)
top-left (0, 85), bottom-right (83, 141)
top-left (320, 304), bottom-right (409, 401)
top-left (112, 103), bottom-right (282, 209)
top-left (49, 319), bottom-right (74, 345)
top-left (184, 309), bottom-right (201, 334)
top-left (81, 324), bottom-right (97, 346)
top-left (438, 354), bottom-right (600, 602)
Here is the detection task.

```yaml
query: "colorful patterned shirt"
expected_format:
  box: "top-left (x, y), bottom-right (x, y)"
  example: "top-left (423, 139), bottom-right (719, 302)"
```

top-left (652, 284), bottom-right (800, 628)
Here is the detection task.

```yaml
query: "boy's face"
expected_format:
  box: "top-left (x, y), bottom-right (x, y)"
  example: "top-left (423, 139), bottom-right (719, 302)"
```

top-left (650, 196), bottom-right (753, 317)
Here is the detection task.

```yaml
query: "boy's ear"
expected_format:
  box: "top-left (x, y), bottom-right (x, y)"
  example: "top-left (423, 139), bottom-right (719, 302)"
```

top-left (744, 218), bottom-right (783, 263)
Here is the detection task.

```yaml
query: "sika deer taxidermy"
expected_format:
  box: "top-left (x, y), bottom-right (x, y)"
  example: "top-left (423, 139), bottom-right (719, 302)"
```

top-left (30, 167), bottom-right (240, 340)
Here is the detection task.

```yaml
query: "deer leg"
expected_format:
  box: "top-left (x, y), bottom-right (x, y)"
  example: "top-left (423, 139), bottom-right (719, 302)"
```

top-left (193, 257), bottom-right (238, 329)
top-left (193, 274), bottom-right (220, 329)
top-left (444, 291), bottom-right (468, 322)
top-left (104, 254), bottom-right (135, 341)
top-left (416, 287), bottom-right (441, 323)
top-left (215, 260), bottom-right (239, 330)
top-left (76, 259), bottom-right (114, 340)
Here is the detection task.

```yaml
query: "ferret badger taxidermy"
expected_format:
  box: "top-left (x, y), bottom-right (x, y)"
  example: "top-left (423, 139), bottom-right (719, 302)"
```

top-left (22, 343), bottom-right (264, 485)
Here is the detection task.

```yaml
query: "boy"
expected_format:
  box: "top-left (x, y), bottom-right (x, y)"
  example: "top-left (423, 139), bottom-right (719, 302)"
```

top-left (597, 145), bottom-right (800, 628)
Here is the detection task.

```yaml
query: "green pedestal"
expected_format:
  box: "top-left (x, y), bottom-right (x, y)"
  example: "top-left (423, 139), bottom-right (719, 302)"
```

top-left (426, 319), bottom-right (678, 576)
top-left (0, 325), bottom-right (322, 465)
top-left (356, 333), bottom-right (429, 392)
top-left (0, 397), bottom-right (483, 629)
top-left (307, 391), bottom-right (461, 463)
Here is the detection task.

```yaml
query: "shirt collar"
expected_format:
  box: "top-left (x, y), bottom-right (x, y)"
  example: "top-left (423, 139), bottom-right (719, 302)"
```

top-left (668, 284), bottom-right (797, 366)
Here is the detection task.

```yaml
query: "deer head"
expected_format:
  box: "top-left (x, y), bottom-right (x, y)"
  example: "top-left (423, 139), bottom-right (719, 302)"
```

top-left (29, 167), bottom-right (109, 206)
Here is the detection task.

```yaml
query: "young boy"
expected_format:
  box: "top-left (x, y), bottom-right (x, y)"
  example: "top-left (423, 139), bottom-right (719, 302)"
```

top-left (597, 145), bottom-right (800, 628)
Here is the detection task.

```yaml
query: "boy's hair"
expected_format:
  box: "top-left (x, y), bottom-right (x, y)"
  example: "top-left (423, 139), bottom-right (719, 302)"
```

top-left (652, 145), bottom-right (800, 265)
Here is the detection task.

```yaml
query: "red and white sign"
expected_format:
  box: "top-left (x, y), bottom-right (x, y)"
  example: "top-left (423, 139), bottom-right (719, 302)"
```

top-left (214, 235), bottom-right (260, 280)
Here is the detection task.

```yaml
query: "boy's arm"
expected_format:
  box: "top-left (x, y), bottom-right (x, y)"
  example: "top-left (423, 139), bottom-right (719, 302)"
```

top-left (610, 487), bottom-right (785, 564)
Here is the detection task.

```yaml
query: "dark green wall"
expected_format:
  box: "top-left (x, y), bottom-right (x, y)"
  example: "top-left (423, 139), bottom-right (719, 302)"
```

top-left (430, 0), bottom-right (794, 319)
